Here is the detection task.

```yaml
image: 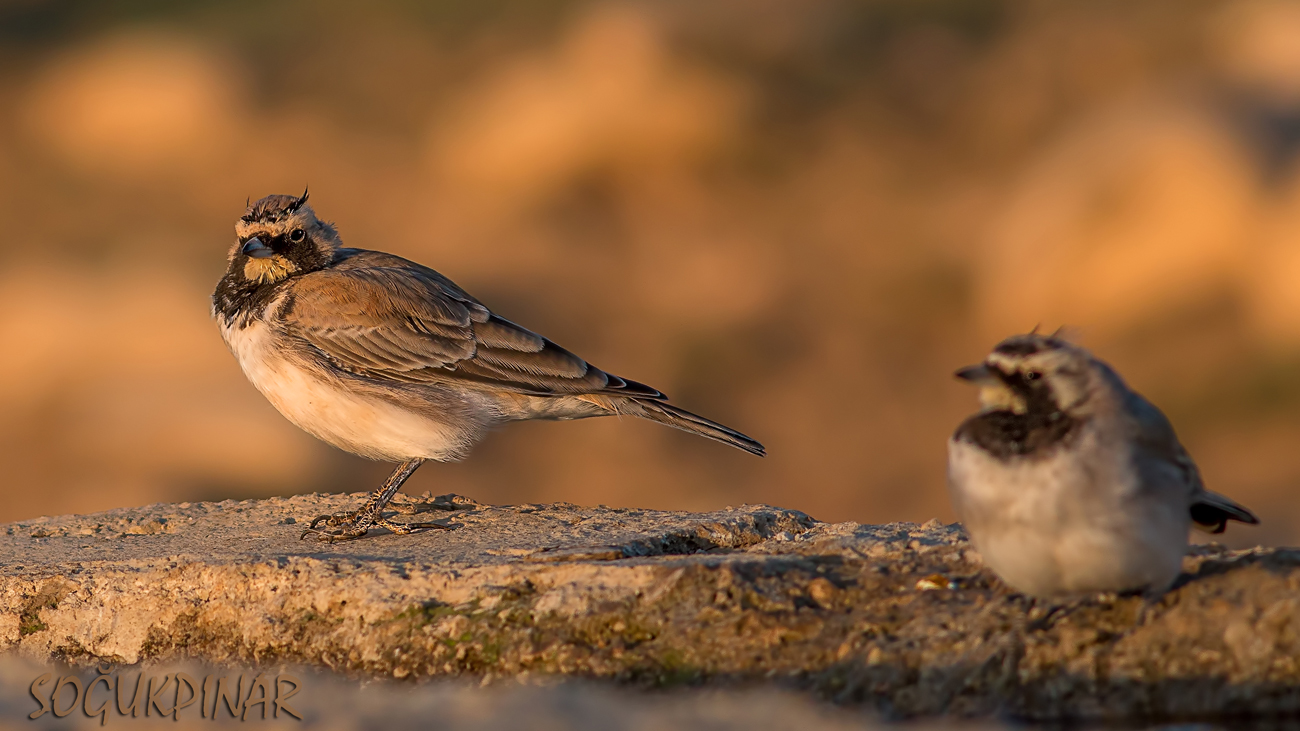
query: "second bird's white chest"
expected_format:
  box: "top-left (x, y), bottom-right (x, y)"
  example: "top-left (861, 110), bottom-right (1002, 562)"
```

top-left (218, 316), bottom-right (466, 462)
top-left (947, 431), bottom-right (1189, 597)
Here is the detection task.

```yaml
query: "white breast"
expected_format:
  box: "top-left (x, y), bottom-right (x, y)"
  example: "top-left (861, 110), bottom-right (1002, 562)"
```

top-left (947, 433), bottom-right (1188, 596)
top-left (219, 317), bottom-right (470, 462)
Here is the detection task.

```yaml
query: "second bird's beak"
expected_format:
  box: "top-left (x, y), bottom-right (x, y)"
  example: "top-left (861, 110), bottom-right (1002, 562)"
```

top-left (241, 237), bottom-right (274, 259)
top-left (955, 363), bottom-right (999, 385)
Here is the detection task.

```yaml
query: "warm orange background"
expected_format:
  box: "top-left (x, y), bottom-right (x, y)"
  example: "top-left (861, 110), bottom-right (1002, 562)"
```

top-left (1, 1), bottom-right (1297, 548)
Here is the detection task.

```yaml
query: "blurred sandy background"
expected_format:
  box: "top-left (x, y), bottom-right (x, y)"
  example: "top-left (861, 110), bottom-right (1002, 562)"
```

top-left (2, 0), bottom-right (1299, 547)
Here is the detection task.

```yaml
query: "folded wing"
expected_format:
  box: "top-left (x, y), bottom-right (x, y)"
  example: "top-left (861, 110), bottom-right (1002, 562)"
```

top-left (1126, 389), bottom-right (1258, 533)
top-left (280, 255), bottom-right (664, 399)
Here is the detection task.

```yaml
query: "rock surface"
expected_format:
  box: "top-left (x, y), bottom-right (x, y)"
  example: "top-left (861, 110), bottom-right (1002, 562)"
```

top-left (0, 494), bottom-right (1293, 723)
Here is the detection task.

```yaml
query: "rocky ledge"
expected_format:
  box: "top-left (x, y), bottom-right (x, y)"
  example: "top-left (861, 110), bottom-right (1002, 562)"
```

top-left (0, 494), bottom-right (1294, 723)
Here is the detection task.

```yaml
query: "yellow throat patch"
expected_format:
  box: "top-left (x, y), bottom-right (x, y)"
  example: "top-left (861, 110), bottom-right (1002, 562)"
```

top-left (243, 256), bottom-right (299, 285)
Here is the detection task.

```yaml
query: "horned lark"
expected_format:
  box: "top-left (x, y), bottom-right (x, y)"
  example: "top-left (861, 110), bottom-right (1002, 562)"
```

top-left (948, 333), bottom-right (1257, 598)
top-left (213, 191), bottom-right (765, 542)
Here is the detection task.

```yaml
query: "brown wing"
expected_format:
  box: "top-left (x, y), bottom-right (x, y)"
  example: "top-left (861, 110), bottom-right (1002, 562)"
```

top-left (278, 253), bottom-right (664, 399)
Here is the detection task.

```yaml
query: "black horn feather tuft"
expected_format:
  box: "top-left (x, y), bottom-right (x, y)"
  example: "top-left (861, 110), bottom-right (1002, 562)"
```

top-left (290, 186), bottom-right (309, 211)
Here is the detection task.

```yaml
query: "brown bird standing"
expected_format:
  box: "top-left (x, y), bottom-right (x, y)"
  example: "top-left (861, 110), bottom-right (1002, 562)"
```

top-left (213, 191), bottom-right (765, 541)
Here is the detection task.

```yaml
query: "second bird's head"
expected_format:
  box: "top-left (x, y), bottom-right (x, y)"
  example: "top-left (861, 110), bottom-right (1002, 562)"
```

top-left (955, 332), bottom-right (1109, 417)
top-left (230, 190), bottom-right (340, 285)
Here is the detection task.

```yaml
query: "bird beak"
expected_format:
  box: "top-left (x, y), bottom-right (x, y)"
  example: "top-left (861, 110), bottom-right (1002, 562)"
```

top-left (955, 363), bottom-right (999, 385)
top-left (241, 237), bottom-right (274, 259)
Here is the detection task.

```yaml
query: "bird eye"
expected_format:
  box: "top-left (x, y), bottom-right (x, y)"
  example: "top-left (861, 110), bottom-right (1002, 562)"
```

top-left (1025, 371), bottom-right (1041, 381)
top-left (289, 228), bottom-right (306, 243)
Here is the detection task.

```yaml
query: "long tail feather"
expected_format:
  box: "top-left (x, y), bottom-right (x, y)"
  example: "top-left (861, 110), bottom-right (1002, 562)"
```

top-left (1190, 491), bottom-right (1259, 534)
top-left (629, 400), bottom-right (766, 457)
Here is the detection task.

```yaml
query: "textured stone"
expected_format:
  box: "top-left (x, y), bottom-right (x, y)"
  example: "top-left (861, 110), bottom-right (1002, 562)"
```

top-left (0, 494), bottom-right (1292, 723)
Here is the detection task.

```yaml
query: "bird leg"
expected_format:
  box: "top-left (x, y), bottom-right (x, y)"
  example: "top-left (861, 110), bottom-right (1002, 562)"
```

top-left (1025, 598), bottom-right (1079, 631)
top-left (300, 459), bottom-right (453, 542)
top-left (1132, 589), bottom-right (1166, 628)
top-left (1025, 590), bottom-right (1159, 632)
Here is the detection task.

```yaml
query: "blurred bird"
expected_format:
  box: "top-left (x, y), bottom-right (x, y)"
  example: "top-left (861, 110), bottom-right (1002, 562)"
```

top-left (947, 332), bottom-right (1257, 598)
top-left (213, 191), bottom-right (765, 542)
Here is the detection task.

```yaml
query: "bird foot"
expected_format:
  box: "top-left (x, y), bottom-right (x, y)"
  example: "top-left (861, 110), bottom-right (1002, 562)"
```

top-left (389, 492), bottom-right (484, 515)
top-left (300, 511), bottom-right (370, 543)
top-left (299, 511), bottom-right (454, 542)
top-left (373, 516), bottom-right (455, 535)
top-left (1026, 601), bottom-right (1069, 632)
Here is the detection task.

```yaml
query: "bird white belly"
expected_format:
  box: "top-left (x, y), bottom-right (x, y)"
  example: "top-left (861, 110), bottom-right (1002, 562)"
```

top-left (948, 438), bottom-right (1187, 596)
top-left (220, 318), bottom-right (465, 462)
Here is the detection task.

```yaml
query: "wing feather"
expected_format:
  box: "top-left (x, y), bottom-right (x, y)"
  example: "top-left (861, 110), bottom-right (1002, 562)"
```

top-left (1125, 389), bottom-right (1257, 533)
top-left (474, 316), bottom-right (546, 352)
top-left (279, 253), bottom-right (663, 398)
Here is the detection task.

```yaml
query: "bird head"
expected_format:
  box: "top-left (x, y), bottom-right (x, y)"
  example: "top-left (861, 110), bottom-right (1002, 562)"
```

top-left (955, 332), bottom-right (1098, 416)
top-left (229, 189), bottom-right (340, 285)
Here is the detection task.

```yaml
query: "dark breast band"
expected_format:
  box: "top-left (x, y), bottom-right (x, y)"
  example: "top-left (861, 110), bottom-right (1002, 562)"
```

top-left (953, 407), bottom-right (1082, 460)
